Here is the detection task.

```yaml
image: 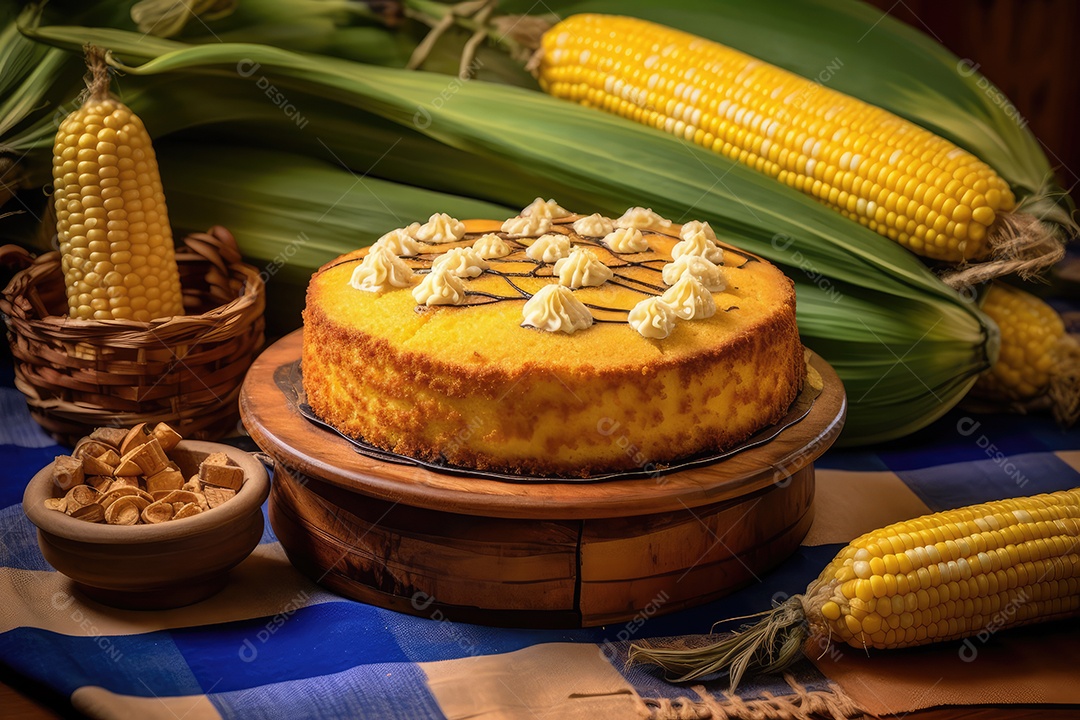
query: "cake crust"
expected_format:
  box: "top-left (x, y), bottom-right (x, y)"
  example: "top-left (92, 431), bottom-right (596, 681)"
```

top-left (302, 214), bottom-right (805, 477)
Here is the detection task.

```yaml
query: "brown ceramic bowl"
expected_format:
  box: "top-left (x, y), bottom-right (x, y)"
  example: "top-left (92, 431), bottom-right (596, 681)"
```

top-left (23, 440), bottom-right (270, 610)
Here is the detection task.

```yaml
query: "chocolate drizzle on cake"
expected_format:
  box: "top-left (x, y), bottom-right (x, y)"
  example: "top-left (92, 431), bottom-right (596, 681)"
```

top-left (337, 216), bottom-right (749, 326)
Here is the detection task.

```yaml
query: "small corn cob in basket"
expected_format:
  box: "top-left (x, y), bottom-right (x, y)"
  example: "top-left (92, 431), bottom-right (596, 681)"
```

top-left (630, 489), bottom-right (1080, 688)
top-left (54, 47), bottom-right (185, 322)
top-left (0, 46), bottom-right (265, 444)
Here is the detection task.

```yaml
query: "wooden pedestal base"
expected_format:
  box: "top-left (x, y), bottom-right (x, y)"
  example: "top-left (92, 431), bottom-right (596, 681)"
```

top-left (241, 331), bottom-right (845, 627)
top-left (270, 461), bottom-right (814, 627)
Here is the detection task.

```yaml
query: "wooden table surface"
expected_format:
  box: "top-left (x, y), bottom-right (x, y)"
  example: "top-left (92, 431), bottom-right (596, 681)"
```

top-left (1, 672), bottom-right (64, 719)
top-left (3, 675), bottom-right (1077, 719)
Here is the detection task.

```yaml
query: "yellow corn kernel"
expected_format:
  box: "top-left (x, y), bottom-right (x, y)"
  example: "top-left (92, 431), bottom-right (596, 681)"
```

top-left (539, 14), bottom-right (1014, 261)
top-left (53, 51), bottom-right (183, 322)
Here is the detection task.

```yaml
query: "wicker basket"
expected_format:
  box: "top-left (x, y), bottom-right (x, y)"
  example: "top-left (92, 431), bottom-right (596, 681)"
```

top-left (0, 227), bottom-right (265, 446)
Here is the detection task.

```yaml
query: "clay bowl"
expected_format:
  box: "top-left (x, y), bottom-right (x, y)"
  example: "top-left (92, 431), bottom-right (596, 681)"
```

top-left (23, 440), bottom-right (270, 610)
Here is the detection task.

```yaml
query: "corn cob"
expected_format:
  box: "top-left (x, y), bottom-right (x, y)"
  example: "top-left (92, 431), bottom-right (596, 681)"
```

top-left (973, 283), bottom-right (1079, 425)
top-left (537, 14), bottom-right (1018, 263)
top-left (631, 488), bottom-right (1080, 687)
top-left (53, 47), bottom-right (183, 321)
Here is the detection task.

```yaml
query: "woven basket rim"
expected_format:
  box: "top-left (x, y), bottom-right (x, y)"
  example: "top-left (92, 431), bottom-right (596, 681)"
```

top-left (1, 227), bottom-right (266, 444)
top-left (0, 229), bottom-right (265, 338)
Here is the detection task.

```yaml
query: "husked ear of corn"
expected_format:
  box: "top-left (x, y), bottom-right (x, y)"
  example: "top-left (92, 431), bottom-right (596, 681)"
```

top-left (973, 282), bottom-right (1079, 425)
top-left (631, 488), bottom-right (1080, 688)
top-left (53, 46), bottom-right (183, 322)
top-left (537, 14), bottom-right (1029, 264)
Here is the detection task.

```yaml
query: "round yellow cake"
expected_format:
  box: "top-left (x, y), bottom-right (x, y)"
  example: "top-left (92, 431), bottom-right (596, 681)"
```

top-left (302, 201), bottom-right (805, 477)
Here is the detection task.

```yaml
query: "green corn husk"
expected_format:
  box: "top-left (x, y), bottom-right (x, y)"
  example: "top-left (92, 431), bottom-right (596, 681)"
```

top-left (134, 0), bottom-right (537, 88)
top-left (0, 10), bottom-right (53, 100)
top-left (124, 0), bottom-right (536, 86)
top-left (0, 7), bottom-right (72, 205)
top-left (139, 0), bottom-right (419, 67)
top-left (130, 0), bottom-right (239, 38)
top-left (157, 141), bottom-right (514, 278)
top-left (0, 3), bottom-right (138, 204)
top-left (131, 0), bottom-right (392, 40)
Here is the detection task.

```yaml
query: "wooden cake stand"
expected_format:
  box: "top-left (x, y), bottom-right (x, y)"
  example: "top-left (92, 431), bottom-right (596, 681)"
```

top-left (240, 330), bottom-right (846, 628)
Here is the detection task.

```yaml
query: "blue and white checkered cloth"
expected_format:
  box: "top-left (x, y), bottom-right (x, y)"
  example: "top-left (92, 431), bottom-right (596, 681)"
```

top-left (2, 356), bottom-right (1079, 719)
